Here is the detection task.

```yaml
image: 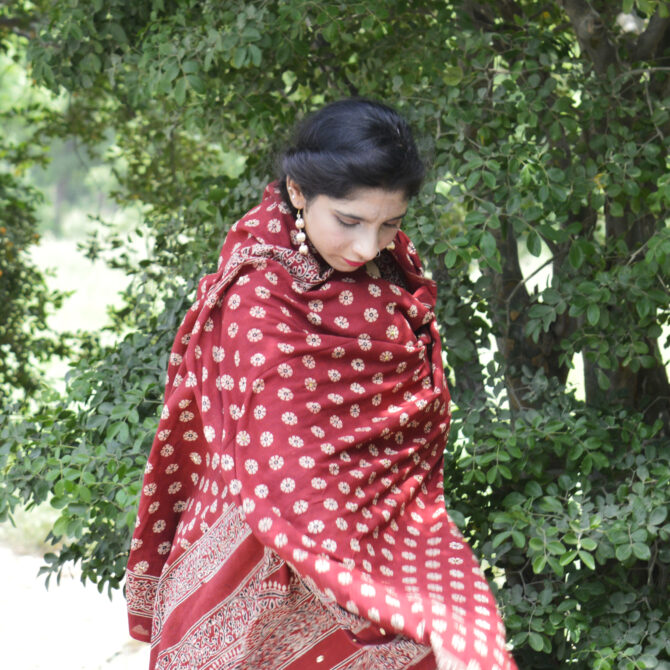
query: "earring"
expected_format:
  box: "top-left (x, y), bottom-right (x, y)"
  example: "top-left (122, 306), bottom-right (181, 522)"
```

top-left (295, 210), bottom-right (308, 255)
top-left (386, 239), bottom-right (396, 251)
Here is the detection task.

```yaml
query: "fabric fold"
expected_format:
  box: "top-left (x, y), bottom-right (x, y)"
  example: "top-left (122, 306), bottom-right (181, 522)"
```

top-left (126, 183), bottom-right (516, 670)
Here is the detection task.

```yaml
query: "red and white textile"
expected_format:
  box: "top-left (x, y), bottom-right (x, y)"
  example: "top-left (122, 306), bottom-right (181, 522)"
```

top-left (125, 183), bottom-right (517, 670)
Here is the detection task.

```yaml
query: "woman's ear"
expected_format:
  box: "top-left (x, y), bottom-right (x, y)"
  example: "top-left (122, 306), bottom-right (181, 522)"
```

top-left (286, 176), bottom-right (307, 210)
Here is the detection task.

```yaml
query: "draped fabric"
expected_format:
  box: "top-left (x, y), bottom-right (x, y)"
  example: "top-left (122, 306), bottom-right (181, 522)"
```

top-left (125, 183), bottom-right (517, 670)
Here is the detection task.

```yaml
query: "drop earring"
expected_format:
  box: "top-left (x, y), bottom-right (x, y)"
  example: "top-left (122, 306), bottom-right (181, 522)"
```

top-left (386, 239), bottom-right (396, 251)
top-left (296, 210), bottom-right (308, 255)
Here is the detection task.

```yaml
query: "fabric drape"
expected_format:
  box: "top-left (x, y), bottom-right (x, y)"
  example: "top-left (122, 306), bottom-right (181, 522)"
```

top-left (125, 183), bottom-right (517, 670)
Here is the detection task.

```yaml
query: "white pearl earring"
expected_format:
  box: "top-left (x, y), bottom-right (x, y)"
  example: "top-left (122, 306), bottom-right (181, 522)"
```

top-left (296, 210), bottom-right (308, 255)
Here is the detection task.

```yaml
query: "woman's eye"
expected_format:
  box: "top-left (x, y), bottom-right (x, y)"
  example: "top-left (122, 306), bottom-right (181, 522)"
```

top-left (337, 218), bottom-right (358, 228)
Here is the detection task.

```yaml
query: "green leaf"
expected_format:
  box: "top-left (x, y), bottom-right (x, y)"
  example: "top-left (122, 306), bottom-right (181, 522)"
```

top-left (480, 231), bottom-right (497, 259)
top-left (527, 230), bottom-right (542, 257)
top-left (632, 542), bottom-right (651, 560)
top-left (609, 200), bottom-right (624, 218)
top-left (174, 77), bottom-right (186, 105)
top-left (616, 544), bottom-right (632, 561)
top-left (442, 65), bottom-right (463, 86)
top-left (532, 554), bottom-right (547, 573)
top-left (569, 242), bottom-right (584, 269)
top-left (578, 550), bottom-right (595, 570)
top-left (528, 632), bottom-right (544, 652)
top-left (649, 506), bottom-right (668, 526)
top-left (587, 304), bottom-right (600, 326)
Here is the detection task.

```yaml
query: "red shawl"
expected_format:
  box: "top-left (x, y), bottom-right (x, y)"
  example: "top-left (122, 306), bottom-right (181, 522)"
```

top-left (126, 183), bottom-right (517, 670)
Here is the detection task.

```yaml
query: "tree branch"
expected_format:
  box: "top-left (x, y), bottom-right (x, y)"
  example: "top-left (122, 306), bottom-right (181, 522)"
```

top-left (634, 9), bottom-right (670, 60)
top-left (560, 0), bottom-right (617, 74)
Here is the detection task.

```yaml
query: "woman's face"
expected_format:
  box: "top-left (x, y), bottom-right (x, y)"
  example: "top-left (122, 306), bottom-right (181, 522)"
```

top-left (286, 177), bottom-right (408, 273)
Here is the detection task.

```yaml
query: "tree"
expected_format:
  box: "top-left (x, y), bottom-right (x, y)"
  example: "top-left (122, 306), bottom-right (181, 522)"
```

top-left (1, 1), bottom-right (669, 667)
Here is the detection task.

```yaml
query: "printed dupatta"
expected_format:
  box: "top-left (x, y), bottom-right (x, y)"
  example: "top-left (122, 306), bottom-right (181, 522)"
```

top-left (126, 183), bottom-right (517, 670)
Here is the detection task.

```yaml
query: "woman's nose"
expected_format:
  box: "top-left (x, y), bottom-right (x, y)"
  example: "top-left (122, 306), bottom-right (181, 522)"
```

top-left (352, 230), bottom-right (379, 260)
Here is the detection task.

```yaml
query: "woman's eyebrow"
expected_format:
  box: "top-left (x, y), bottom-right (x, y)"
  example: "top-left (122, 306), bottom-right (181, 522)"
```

top-left (334, 209), bottom-right (407, 222)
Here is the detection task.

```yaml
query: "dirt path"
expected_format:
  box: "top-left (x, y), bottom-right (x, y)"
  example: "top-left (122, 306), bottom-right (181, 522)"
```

top-left (1, 542), bottom-right (149, 669)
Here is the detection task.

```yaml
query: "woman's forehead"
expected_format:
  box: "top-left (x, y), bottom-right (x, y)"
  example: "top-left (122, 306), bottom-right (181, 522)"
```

top-left (325, 188), bottom-right (408, 221)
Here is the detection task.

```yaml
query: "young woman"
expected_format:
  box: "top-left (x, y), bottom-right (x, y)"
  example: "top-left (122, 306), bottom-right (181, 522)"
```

top-left (125, 99), bottom-right (517, 670)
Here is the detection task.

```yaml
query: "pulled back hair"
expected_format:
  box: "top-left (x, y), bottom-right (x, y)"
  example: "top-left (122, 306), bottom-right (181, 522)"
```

top-left (278, 99), bottom-right (424, 207)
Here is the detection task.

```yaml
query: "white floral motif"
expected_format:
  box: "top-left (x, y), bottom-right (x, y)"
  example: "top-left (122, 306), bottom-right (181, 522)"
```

top-left (255, 286), bottom-right (270, 299)
top-left (358, 334), bottom-right (372, 351)
top-left (250, 353), bottom-right (266, 367)
top-left (253, 405), bottom-right (267, 419)
top-left (216, 375), bottom-right (234, 390)
top-left (247, 328), bottom-right (263, 342)
top-left (249, 305), bottom-right (266, 319)
top-left (260, 431), bottom-right (274, 446)
top-left (227, 294), bottom-right (241, 309)
top-left (299, 456), bottom-right (315, 469)
top-left (160, 444), bottom-right (174, 457)
top-left (364, 308), bottom-right (378, 322)
top-left (302, 355), bottom-right (316, 369)
top-left (269, 455), bottom-right (284, 470)
top-left (288, 435), bottom-right (304, 448)
top-left (277, 387), bottom-right (293, 401)
top-left (328, 369), bottom-right (341, 382)
top-left (236, 431), bottom-right (251, 446)
top-left (351, 358), bottom-right (365, 372)
top-left (267, 218), bottom-right (281, 233)
top-left (334, 316), bottom-right (349, 329)
top-left (183, 430), bottom-right (198, 441)
top-left (307, 519), bottom-right (324, 533)
top-left (339, 290), bottom-right (354, 305)
top-left (229, 404), bottom-right (244, 420)
top-left (281, 412), bottom-right (298, 425)
top-left (277, 342), bottom-right (294, 354)
top-left (228, 322), bottom-right (238, 337)
top-left (280, 478), bottom-right (295, 493)
top-left (293, 500), bottom-right (308, 514)
top-left (277, 363), bottom-right (293, 377)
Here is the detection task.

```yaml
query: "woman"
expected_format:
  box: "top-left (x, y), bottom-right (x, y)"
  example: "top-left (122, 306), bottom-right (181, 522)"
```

top-left (126, 99), bottom-right (517, 670)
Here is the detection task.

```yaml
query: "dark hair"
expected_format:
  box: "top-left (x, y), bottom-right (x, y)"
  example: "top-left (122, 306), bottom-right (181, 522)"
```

top-left (278, 98), bottom-right (424, 207)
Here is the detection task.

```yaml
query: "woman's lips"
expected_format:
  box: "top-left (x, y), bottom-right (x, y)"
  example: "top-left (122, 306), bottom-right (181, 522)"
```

top-left (343, 258), bottom-right (366, 267)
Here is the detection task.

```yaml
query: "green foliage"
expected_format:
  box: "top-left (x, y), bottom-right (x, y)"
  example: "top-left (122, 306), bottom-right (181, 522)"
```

top-left (1, 1), bottom-right (669, 667)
